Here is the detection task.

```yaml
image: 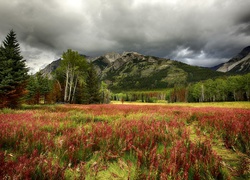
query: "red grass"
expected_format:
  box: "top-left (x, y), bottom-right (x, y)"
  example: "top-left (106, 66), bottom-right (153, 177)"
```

top-left (1, 104), bottom-right (248, 179)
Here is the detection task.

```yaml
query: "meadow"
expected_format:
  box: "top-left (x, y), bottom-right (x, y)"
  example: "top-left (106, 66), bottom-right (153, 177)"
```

top-left (0, 102), bottom-right (249, 179)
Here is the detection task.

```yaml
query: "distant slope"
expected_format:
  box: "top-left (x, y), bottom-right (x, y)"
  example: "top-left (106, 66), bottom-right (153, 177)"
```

top-left (40, 59), bottom-right (61, 78)
top-left (92, 52), bottom-right (224, 91)
top-left (215, 46), bottom-right (250, 73)
top-left (40, 52), bottom-right (225, 91)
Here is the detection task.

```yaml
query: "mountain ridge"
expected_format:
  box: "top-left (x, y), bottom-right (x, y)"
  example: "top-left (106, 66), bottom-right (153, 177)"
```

top-left (40, 51), bottom-right (226, 91)
top-left (215, 46), bottom-right (250, 73)
top-left (86, 52), bottom-right (225, 90)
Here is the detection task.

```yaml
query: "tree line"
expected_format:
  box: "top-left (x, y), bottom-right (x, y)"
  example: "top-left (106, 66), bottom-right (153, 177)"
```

top-left (111, 73), bottom-right (250, 103)
top-left (187, 74), bottom-right (250, 102)
top-left (112, 91), bottom-right (167, 103)
top-left (25, 49), bottom-right (111, 105)
top-left (0, 30), bottom-right (110, 108)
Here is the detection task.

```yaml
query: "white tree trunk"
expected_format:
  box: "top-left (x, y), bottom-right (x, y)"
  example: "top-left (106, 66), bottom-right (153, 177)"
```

top-left (201, 84), bottom-right (204, 102)
top-left (72, 76), bottom-right (78, 103)
top-left (64, 65), bottom-right (70, 102)
top-left (68, 69), bottom-right (76, 103)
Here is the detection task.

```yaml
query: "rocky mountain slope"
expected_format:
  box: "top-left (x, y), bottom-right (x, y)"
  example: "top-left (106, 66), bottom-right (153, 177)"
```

top-left (40, 52), bottom-right (225, 91)
top-left (40, 59), bottom-right (61, 78)
top-left (215, 46), bottom-right (250, 73)
top-left (92, 52), bottom-right (223, 91)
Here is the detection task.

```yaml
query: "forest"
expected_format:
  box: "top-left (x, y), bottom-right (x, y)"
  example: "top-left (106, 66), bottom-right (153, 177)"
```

top-left (1, 30), bottom-right (249, 109)
top-left (24, 49), bottom-right (108, 105)
top-left (26, 68), bottom-right (250, 105)
top-left (0, 30), bottom-right (110, 108)
top-left (111, 73), bottom-right (250, 103)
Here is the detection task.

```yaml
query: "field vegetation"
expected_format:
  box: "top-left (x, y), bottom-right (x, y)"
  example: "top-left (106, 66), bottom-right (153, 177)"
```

top-left (0, 103), bottom-right (249, 179)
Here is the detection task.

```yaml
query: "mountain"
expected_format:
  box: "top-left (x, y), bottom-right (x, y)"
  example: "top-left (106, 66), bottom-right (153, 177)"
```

top-left (91, 52), bottom-right (224, 91)
top-left (215, 46), bottom-right (250, 73)
top-left (40, 52), bottom-right (224, 91)
top-left (89, 52), bottom-right (121, 75)
top-left (40, 58), bottom-right (61, 78)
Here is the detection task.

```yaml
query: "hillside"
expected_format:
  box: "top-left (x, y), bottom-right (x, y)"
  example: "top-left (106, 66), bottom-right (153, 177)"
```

top-left (215, 46), bottom-right (250, 73)
top-left (40, 59), bottom-right (61, 78)
top-left (40, 52), bottom-right (225, 91)
top-left (92, 52), bottom-right (224, 91)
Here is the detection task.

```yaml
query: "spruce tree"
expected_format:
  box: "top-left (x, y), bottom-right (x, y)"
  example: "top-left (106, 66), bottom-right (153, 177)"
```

top-left (0, 30), bottom-right (28, 108)
top-left (25, 73), bottom-right (53, 104)
top-left (85, 62), bottom-right (101, 104)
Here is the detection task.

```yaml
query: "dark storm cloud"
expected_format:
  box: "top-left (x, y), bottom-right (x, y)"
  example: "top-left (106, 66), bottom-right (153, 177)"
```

top-left (0, 0), bottom-right (250, 72)
top-left (235, 11), bottom-right (250, 36)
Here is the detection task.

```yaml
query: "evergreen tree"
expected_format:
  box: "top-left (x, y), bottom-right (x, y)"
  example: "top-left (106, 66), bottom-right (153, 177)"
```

top-left (85, 62), bottom-right (100, 104)
top-left (25, 75), bottom-right (40, 104)
top-left (25, 73), bottom-right (53, 104)
top-left (0, 30), bottom-right (28, 108)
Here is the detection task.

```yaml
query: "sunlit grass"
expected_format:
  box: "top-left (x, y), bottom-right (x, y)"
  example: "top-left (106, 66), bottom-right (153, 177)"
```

top-left (111, 100), bottom-right (250, 108)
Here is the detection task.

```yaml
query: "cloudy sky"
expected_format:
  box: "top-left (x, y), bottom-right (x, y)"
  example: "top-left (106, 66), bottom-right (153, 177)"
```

top-left (0, 0), bottom-right (250, 73)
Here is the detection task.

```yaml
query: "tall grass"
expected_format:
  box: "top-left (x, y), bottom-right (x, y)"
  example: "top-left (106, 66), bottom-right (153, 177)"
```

top-left (1, 104), bottom-right (248, 179)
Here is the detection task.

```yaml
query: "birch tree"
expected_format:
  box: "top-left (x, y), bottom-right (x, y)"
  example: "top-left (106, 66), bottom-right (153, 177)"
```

top-left (243, 73), bottom-right (250, 100)
top-left (57, 49), bottom-right (87, 103)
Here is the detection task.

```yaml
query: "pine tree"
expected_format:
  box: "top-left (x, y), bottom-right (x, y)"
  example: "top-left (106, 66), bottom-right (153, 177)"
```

top-left (25, 73), bottom-right (53, 104)
top-left (0, 30), bottom-right (28, 108)
top-left (25, 75), bottom-right (39, 104)
top-left (85, 62), bottom-right (101, 104)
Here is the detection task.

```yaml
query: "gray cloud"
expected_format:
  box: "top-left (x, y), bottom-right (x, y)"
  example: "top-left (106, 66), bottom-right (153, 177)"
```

top-left (0, 0), bottom-right (250, 73)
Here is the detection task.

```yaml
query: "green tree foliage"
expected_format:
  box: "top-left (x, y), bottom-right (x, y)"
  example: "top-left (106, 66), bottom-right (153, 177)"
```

top-left (84, 62), bottom-right (101, 104)
top-left (25, 75), bottom-right (39, 104)
top-left (188, 73), bottom-right (250, 102)
top-left (112, 73), bottom-right (250, 103)
top-left (56, 49), bottom-right (88, 103)
top-left (204, 79), bottom-right (216, 102)
top-left (189, 82), bottom-right (203, 102)
top-left (100, 81), bottom-right (111, 104)
top-left (25, 73), bottom-right (54, 104)
top-left (243, 73), bottom-right (250, 100)
top-left (214, 78), bottom-right (227, 101)
top-left (0, 30), bottom-right (28, 108)
top-left (227, 75), bottom-right (244, 101)
top-left (112, 90), bottom-right (167, 103)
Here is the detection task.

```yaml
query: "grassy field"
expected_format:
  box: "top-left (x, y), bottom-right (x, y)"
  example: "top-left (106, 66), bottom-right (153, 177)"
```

top-left (112, 101), bottom-right (250, 108)
top-left (0, 102), bottom-right (249, 179)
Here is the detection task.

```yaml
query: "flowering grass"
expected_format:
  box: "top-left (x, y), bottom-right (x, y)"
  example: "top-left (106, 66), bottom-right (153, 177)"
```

top-left (0, 103), bottom-right (249, 179)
